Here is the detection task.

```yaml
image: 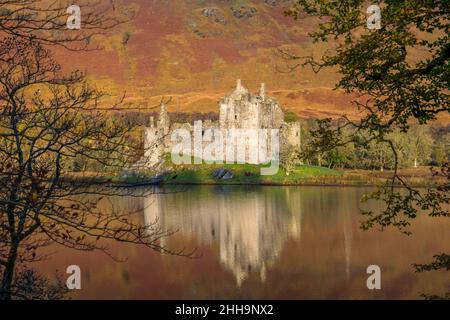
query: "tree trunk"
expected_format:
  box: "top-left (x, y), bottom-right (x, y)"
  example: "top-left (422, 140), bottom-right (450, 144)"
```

top-left (414, 158), bottom-right (418, 168)
top-left (0, 241), bottom-right (19, 300)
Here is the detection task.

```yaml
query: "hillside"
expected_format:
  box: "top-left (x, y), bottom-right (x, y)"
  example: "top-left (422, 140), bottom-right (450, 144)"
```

top-left (52, 0), bottom-right (448, 122)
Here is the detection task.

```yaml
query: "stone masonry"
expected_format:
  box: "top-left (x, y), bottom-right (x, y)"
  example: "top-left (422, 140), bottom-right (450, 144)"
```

top-left (142, 80), bottom-right (301, 168)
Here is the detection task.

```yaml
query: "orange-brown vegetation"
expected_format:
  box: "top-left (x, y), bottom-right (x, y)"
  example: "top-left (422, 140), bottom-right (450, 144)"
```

top-left (48, 0), bottom-right (448, 123)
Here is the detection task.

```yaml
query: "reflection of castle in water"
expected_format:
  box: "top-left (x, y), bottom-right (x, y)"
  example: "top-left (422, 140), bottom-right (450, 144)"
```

top-left (143, 186), bottom-right (303, 286)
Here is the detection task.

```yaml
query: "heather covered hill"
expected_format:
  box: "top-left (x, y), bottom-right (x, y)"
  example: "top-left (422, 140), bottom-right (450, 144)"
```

top-left (52, 0), bottom-right (448, 121)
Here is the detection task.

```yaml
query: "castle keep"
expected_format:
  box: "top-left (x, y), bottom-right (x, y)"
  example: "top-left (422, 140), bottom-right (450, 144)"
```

top-left (142, 80), bottom-right (301, 167)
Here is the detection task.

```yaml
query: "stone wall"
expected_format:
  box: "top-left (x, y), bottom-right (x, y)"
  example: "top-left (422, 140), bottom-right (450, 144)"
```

top-left (142, 80), bottom-right (301, 168)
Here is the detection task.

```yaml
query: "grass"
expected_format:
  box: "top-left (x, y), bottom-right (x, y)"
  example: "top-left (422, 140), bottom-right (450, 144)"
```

top-left (160, 161), bottom-right (341, 185)
top-left (65, 158), bottom-right (444, 187)
top-left (154, 159), bottom-right (444, 187)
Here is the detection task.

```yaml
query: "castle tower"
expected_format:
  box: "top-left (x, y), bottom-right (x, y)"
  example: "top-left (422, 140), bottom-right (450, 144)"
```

top-left (149, 116), bottom-right (155, 128)
top-left (287, 122), bottom-right (301, 148)
top-left (236, 79), bottom-right (242, 91)
top-left (158, 103), bottom-right (170, 135)
top-left (260, 83), bottom-right (265, 101)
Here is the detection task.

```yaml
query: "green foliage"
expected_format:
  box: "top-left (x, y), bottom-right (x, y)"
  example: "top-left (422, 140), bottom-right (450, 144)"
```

top-left (414, 254), bottom-right (450, 273)
top-left (287, 1), bottom-right (449, 128)
top-left (280, 146), bottom-right (301, 174)
top-left (284, 111), bottom-right (300, 123)
top-left (433, 132), bottom-right (450, 165)
top-left (159, 160), bottom-right (339, 185)
top-left (287, 0), bottom-right (449, 297)
top-left (122, 31), bottom-right (131, 45)
top-left (433, 142), bottom-right (447, 165)
top-left (299, 120), bottom-right (438, 170)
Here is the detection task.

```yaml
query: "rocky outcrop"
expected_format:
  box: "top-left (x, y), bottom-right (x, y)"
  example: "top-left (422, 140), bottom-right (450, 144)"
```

top-left (264, 0), bottom-right (292, 7)
top-left (230, 6), bottom-right (257, 19)
top-left (201, 7), bottom-right (227, 24)
top-left (212, 168), bottom-right (234, 180)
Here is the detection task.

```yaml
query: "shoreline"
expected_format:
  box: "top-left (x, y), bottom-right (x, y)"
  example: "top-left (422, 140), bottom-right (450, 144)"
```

top-left (63, 167), bottom-right (444, 188)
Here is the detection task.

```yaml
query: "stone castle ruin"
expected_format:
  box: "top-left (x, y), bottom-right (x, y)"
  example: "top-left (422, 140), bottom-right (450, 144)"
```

top-left (141, 80), bottom-right (301, 168)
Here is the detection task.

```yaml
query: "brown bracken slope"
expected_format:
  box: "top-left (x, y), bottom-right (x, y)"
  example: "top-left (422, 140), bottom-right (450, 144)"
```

top-left (51, 0), bottom-right (448, 122)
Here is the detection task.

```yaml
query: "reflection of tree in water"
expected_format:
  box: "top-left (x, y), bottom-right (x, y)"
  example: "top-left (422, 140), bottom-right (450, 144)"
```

top-left (144, 186), bottom-right (303, 286)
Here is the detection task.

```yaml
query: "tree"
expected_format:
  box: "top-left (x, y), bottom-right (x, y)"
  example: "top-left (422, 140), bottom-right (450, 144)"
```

top-left (285, 1), bottom-right (449, 297)
top-left (433, 132), bottom-right (450, 165)
top-left (324, 126), bottom-right (356, 169)
top-left (363, 138), bottom-right (393, 171)
top-left (405, 125), bottom-right (433, 168)
top-left (0, 36), bottom-right (193, 301)
top-left (0, 1), bottom-right (189, 300)
top-left (281, 146), bottom-right (301, 175)
top-left (0, 0), bottom-right (129, 50)
top-left (433, 141), bottom-right (447, 165)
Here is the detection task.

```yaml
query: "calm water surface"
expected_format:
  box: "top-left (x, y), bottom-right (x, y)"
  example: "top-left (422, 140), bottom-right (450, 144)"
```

top-left (36, 186), bottom-right (450, 299)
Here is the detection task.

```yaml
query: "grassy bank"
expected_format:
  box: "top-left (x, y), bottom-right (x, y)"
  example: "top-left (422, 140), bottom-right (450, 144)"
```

top-left (63, 165), bottom-right (445, 187)
top-left (155, 164), bottom-right (444, 187)
top-left (162, 164), bottom-right (339, 185)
